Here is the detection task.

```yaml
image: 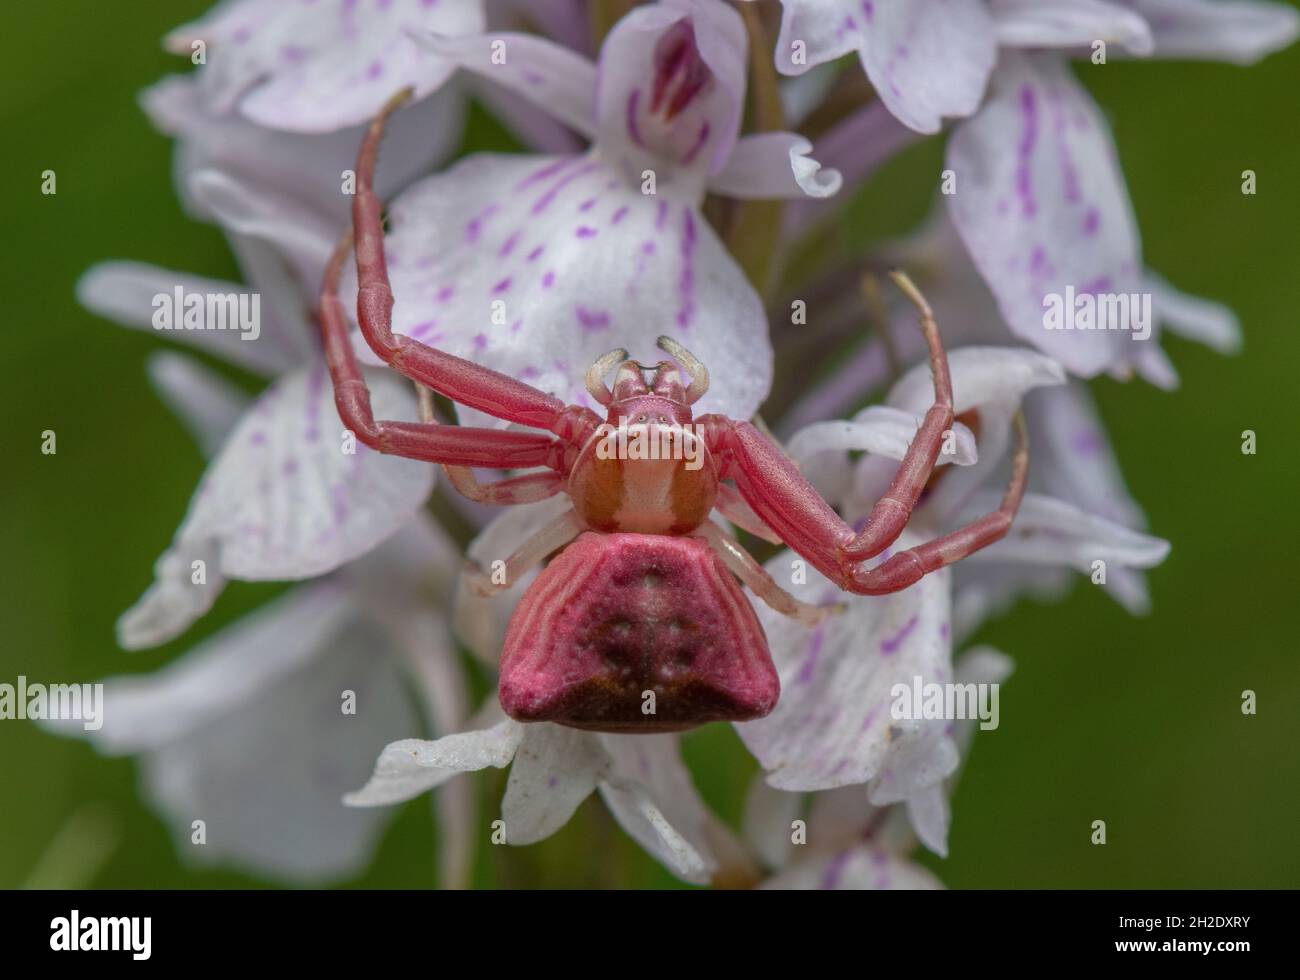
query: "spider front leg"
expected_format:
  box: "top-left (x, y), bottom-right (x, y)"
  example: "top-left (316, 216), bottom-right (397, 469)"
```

top-left (319, 229), bottom-right (567, 471)
top-left (709, 272), bottom-right (1029, 596)
top-left (348, 88), bottom-right (598, 443)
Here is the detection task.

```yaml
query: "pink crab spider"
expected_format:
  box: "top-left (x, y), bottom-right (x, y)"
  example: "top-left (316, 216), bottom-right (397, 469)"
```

top-left (319, 92), bottom-right (1029, 734)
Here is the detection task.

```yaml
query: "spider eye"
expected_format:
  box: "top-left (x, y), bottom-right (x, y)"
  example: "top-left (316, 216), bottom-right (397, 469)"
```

top-left (636, 414), bottom-right (647, 424)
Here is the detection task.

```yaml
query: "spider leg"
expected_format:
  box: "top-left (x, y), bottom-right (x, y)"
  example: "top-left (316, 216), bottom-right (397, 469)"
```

top-left (708, 272), bottom-right (1025, 596)
top-left (852, 413), bottom-right (1028, 593)
top-left (463, 509), bottom-right (585, 596)
top-left (714, 482), bottom-right (783, 545)
top-left (416, 384), bottom-right (564, 505)
top-left (320, 229), bottom-right (565, 470)
top-left (694, 522), bottom-right (838, 626)
top-left (350, 88), bottom-right (597, 440)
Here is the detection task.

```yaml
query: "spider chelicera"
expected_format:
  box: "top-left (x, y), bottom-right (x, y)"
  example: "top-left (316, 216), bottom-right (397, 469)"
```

top-left (319, 92), bottom-right (1028, 734)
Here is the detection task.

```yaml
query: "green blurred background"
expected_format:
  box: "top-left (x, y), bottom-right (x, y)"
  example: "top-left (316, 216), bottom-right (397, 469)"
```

top-left (2, 1), bottom-right (1297, 889)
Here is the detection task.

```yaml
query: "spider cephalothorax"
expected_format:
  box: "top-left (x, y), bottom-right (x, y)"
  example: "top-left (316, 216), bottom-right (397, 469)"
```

top-left (319, 91), bottom-right (1028, 734)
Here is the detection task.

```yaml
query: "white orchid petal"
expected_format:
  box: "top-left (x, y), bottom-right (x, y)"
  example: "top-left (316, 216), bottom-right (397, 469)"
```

top-left (947, 53), bottom-right (1143, 376)
top-left (415, 31), bottom-right (597, 139)
top-left (991, 0), bottom-right (1153, 55)
top-left (1129, 0), bottom-right (1300, 64)
top-left (188, 169), bottom-right (336, 295)
top-left (741, 775), bottom-right (803, 869)
top-left (856, 0), bottom-right (998, 134)
top-left (710, 132), bottom-right (842, 199)
top-left (168, 0), bottom-right (484, 131)
top-left (594, 0), bottom-right (746, 186)
top-left (737, 541), bottom-right (954, 792)
top-left (960, 491), bottom-right (1171, 571)
top-left (762, 843), bottom-right (943, 889)
top-left (887, 346), bottom-right (1066, 417)
top-left (77, 262), bottom-right (292, 377)
top-left (502, 725), bottom-right (608, 844)
top-left (598, 778), bottom-right (714, 884)
top-left (598, 733), bottom-right (720, 883)
top-left (146, 352), bottom-right (251, 458)
top-left (138, 614), bottom-right (416, 884)
top-left (1147, 271), bottom-right (1242, 354)
top-left (344, 719), bottom-right (524, 807)
top-left (350, 153), bottom-right (771, 426)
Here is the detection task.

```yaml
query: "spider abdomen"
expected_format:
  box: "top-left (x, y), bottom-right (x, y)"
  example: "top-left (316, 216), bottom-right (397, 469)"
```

top-left (499, 531), bottom-right (779, 733)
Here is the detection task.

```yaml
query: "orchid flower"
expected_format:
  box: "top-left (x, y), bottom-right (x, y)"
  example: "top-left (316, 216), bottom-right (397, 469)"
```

top-left (735, 346), bottom-right (1168, 818)
top-left (765, 0), bottom-right (1296, 376)
top-left (345, 713), bottom-right (737, 885)
top-left (165, 0), bottom-right (486, 132)
top-left (339, 0), bottom-right (841, 429)
top-left (745, 648), bottom-right (1013, 886)
top-left (45, 352), bottom-right (476, 886)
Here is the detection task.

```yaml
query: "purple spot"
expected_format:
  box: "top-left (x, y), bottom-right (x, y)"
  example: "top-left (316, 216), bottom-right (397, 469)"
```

top-left (576, 306), bottom-right (610, 332)
top-left (541, 270), bottom-right (556, 288)
top-left (498, 231), bottom-right (520, 258)
top-left (526, 245), bottom-right (544, 262)
top-left (1072, 429), bottom-right (1103, 455)
top-left (367, 59), bottom-right (384, 80)
top-left (1082, 207), bottom-right (1100, 236)
top-left (530, 161), bottom-right (599, 215)
top-left (675, 207), bottom-right (697, 330)
top-left (1079, 275), bottom-right (1112, 295)
top-left (611, 205), bottom-right (629, 225)
top-left (1016, 85), bottom-right (1039, 219)
top-left (819, 850), bottom-right (851, 890)
top-left (250, 431), bottom-right (266, 446)
top-left (473, 333), bottom-right (488, 351)
top-left (940, 622), bottom-right (951, 641)
top-left (282, 457), bottom-right (299, 476)
top-left (410, 320), bottom-right (437, 339)
top-left (655, 199), bottom-right (668, 231)
top-left (436, 285), bottom-right (454, 303)
top-left (578, 198), bottom-right (597, 212)
top-left (796, 624), bottom-right (828, 684)
top-left (492, 277), bottom-right (512, 294)
top-left (547, 776), bottom-right (558, 788)
top-left (280, 45), bottom-right (306, 62)
top-left (514, 156), bottom-right (576, 191)
top-left (523, 70), bottom-right (544, 85)
top-left (464, 204), bottom-right (499, 243)
top-left (880, 614), bottom-right (918, 655)
top-left (575, 226), bottom-right (598, 239)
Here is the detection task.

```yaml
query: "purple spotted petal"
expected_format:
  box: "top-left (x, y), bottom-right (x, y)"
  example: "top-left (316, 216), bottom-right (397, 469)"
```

top-left (736, 539), bottom-right (955, 793)
top-left (166, 0), bottom-right (484, 132)
top-left (117, 363), bottom-right (435, 647)
top-left (346, 152), bottom-right (771, 427)
top-left (142, 74), bottom-right (460, 225)
top-left (414, 30), bottom-right (598, 139)
top-left (855, 0), bottom-right (997, 134)
top-left (594, 0), bottom-right (747, 195)
top-left (770, 0), bottom-right (867, 75)
top-left (946, 53), bottom-right (1144, 377)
